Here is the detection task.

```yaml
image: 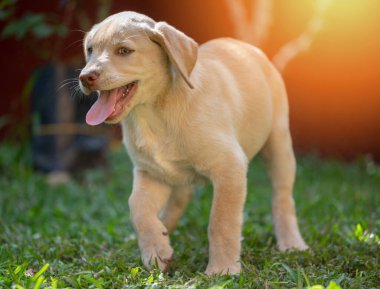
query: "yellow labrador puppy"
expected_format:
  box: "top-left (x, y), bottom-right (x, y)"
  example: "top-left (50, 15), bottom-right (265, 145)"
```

top-left (79, 11), bottom-right (308, 275)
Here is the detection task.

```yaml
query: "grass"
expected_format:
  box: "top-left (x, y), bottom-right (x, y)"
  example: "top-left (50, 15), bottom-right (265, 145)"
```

top-left (0, 143), bottom-right (379, 288)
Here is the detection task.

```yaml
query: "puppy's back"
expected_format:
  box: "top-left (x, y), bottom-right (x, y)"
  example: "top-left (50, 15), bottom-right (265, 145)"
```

top-left (194, 38), bottom-right (281, 158)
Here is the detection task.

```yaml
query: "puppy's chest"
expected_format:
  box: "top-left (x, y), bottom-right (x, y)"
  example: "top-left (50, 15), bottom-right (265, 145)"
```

top-left (122, 120), bottom-right (196, 185)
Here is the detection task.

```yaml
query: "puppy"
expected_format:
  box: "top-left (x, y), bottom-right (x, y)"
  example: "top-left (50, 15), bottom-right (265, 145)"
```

top-left (79, 11), bottom-right (308, 275)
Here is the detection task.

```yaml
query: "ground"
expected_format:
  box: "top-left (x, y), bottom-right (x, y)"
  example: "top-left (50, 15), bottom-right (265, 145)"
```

top-left (0, 143), bottom-right (379, 288)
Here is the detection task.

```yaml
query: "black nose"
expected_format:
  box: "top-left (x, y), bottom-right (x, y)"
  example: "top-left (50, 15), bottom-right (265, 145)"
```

top-left (79, 70), bottom-right (100, 87)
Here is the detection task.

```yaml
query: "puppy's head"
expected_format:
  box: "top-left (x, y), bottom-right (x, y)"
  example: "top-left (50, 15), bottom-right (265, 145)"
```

top-left (79, 11), bottom-right (198, 126)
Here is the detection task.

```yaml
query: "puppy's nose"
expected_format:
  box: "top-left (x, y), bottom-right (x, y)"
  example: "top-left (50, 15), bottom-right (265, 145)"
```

top-left (79, 70), bottom-right (100, 87)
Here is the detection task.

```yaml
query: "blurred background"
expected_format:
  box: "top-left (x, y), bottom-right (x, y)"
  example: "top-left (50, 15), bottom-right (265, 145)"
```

top-left (1, 0), bottom-right (380, 177)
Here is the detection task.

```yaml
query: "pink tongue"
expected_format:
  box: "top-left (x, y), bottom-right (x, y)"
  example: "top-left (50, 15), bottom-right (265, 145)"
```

top-left (86, 90), bottom-right (118, 126)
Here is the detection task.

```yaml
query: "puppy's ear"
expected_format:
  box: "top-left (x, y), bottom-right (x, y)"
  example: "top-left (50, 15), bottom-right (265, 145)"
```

top-left (149, 22), bottom-right (198, 89)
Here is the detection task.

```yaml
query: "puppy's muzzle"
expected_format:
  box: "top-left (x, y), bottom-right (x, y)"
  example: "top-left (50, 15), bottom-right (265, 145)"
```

top-left (79, 70), bottom-right (100, 89)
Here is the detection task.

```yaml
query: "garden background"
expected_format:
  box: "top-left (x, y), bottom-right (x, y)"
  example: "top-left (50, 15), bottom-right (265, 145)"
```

top-left (0, 1), bottom-right (379, 288)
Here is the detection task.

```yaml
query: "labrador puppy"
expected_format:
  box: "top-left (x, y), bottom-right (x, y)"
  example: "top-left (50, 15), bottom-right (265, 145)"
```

top-left (79, 11), bottom-right (308, 275)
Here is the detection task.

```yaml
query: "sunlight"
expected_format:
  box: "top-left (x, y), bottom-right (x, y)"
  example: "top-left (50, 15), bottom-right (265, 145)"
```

top-left (272, 0), bottom-right (331, 71)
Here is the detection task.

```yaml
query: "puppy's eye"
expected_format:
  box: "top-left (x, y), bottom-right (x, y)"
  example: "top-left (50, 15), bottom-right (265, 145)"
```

top-left (118, 47), bottom-right (134, 55)
top-left (87, 47), bottom-right (93, 55)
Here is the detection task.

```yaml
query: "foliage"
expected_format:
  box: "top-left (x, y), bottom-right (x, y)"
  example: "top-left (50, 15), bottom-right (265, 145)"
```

top-left (1, 13), bottom-right (67, 40)
top-left (354, 223), bottom-right (380, 245)
top-left (0, 0), bottom-right (112, 61)
top-left (0, 144), bottom-right (379, 288)
top-left (0, 0), bottom-right (68, 40)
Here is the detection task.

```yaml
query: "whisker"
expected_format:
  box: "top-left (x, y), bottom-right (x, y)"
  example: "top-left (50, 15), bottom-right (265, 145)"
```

top-left (61, 77), bottom-right (80, 81)
top-left (71, 29), bottom-right (87, 34)
top-left (64, 39), bottom-right (85, 51)
top-left (57, 78), bottom-right (80, 91)
top-left (57, 81), bottom-right (74, 89)
top-left (71, 87), bottom-right (83, 100)
top-left (68, 83), bottom-right (84, 99)
top-left (58, 79), bottom-right (78, 87)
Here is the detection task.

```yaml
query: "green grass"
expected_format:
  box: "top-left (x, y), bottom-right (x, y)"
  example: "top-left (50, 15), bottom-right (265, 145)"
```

top-left (0, 143), bottom-right (379, 288)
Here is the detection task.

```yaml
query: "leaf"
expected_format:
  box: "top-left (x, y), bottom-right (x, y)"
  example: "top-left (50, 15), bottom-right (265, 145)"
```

top-left (0, 0), bottom-right (17, 9)
top-left (32, 263), bottom-right (49, 282)
top-left (0, 9), bottom-right (13, 20)
top-left (146, 274), bottom-right (154, 284)
top-left (2, 21), bottom-right (27, 39)
top-left (62, 276), bottom-right (80, 288)
top-left (1, 14), bottom-right (44, 39)
top-left (33, 276), bottom-right (46, 289)
top-left (55, 24), bottom-right (68, 37)
top-left (32, 23), bottom-right (54, 38)
top-left (130, 267), bottom-right (139, 277)
top-left (14, 264), bottom-right (23, 275)
top-left (354, 223), bottom-right (380, 245)
top-left (307, 286), bottom-right (324, 289)
top-left (302, 270), bottom-right (311, 287)
top-left (280, 263), bottom-right (297, 282)
top-left (355, 224), bottom-right (364, 241)
top-left (50, 277), bottom-right (58, 289)
top-left (1, 13), bottom-right (67, 40)
top-left (83, 275), bottom-right (104, 289)
top-left (326, 281), bottom-right (342, 289)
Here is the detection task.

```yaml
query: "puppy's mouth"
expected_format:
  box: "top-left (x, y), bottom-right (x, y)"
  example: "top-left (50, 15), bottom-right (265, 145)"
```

top-left (86, 81), bottom-right (138, 126)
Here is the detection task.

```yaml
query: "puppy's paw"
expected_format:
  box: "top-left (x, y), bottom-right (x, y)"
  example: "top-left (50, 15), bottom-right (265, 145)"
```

top-left (277, 237), bottom-right (309, 252)
top-left (141, 239), bottom-right (174, 273)
top-left (205, 262), bottom-right (241, 276)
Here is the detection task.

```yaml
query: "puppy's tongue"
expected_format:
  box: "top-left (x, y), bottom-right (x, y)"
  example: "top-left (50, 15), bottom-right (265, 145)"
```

top-left (86, 90), bottom-right (117, 126)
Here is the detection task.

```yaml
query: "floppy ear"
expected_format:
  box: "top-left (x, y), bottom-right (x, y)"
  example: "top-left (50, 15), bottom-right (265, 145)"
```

top-left (148, 22), bottom-right (198, 89)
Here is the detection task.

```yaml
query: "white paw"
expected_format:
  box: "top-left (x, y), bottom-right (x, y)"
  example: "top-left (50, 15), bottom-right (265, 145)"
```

top-left (205, 262), bottom-right (241, 275)
top-left (140, 238), bottom-right (174, 272)
top-left (277, 237), bottom-right (309, 252)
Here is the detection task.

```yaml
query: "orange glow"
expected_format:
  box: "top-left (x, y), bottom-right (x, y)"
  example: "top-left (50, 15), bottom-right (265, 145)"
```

top-left (260, 0), bottom-right (380, 159)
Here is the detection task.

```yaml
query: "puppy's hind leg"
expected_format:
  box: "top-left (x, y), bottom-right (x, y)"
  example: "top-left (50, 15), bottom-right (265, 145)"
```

top-left (159, 185), bottom-right (193, 232)
top-left (261, 126), bottom-right (308, 251)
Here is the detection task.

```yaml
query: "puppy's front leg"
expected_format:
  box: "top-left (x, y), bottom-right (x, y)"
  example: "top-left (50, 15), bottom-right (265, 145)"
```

top-left (205, 153), bottom-right (248, 275)
top-left (128, 170), bottom-right (173, 272)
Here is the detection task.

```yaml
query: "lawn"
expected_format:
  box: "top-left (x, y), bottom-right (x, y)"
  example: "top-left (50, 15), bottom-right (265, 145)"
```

top-left (0, 143), bottom-right (379, 288)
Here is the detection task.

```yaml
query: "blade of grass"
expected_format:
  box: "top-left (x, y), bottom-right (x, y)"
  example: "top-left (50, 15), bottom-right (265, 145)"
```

top-left (32, 263), bottom-right (49, 282)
